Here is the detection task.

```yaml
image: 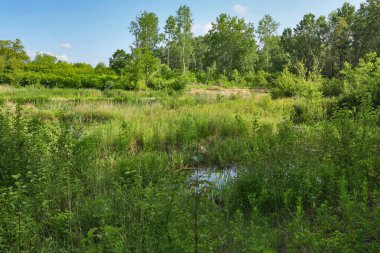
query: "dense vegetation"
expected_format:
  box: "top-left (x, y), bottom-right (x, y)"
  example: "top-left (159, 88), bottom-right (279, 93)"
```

top-left (0, 0), bottom-right (379, 252)
top-left (0, 75), bottom-right (379, 252)
top-left (1, 1), bottom-right (380, 91)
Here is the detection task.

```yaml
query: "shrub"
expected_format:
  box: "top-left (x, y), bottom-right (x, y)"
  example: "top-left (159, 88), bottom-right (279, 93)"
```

top-left (102, 80), bottom-right (115, 90)
top-left (338, 53), bottom-right (380, 108)
top-left (292, 93), bottom-right (325, 123)
top-left (195, 71), bottom-right (208, 84)
top-left (0, 72), bottom-right (16, 85)
top-left (253, 70), bottom-right (269, 87)
top-left (169, 76), bottom-right (188, 91)
top-left (322, 78), bottom-right (344, 97)
top-left (160, 64), bottom-right (176, 79)
top-left (18, 72), bottom-right (41, 86)
top-left (80, 75), bottom-right (99, 89)
top-left (243, 71), bottom-right (255, 86)
top-left (215, 74), bottom-right (229, 86)
top-left (271, 68), bottom-right (321, 98)
top-left (117, 75), bottom-right (136, 90)
top-left (147, 77), bottom-right (166, 90)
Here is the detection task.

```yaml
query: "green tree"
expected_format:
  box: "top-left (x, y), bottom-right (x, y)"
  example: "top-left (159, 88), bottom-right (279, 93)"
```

top-left (352, 0), bottom-right (380, 62)
top-left (324, 2), bottom-right (356, 76)
top-left (0, 39), bottom-right (29, 72)
top-left (95, 62), bottom-right (114, 75)
top-left (190, 36), bottom-right (208, 72)
top-left (257, 15), bottom-right (288, 71)
top-left (205, 14), bottom-right (258, 75)
top-left (164, 15), bottom-right (176, 67)
top-left (293, 14), bottom-right (329, 75)
top-left (129, 11), bottom-right (162, 51)
top-left (175, 5), bottom-right (193, 75)
top-left (109, 49), bottom-right (130, 75)
top-left (31, 53), bottom-right (58, 71)
top-left (127, 47), bottom-right (161, 83)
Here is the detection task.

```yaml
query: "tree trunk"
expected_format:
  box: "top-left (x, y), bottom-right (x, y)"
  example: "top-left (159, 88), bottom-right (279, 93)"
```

top-left (182, 42), bottom-right (186, 75)
top-left (167, 46), bottom-right (170, 67)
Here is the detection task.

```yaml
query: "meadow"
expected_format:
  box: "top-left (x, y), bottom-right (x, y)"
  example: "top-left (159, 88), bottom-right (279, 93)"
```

top-left (0, 83), bottom-right (379, 252)
top-left (1, 0), bottom-right (379, 251)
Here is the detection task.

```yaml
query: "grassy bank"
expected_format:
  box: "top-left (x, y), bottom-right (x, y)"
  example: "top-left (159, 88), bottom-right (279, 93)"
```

top-left (0, 85), bottom-right (379, 252)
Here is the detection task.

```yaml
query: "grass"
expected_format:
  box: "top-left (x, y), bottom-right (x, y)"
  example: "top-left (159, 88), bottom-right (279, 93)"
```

top-left (0, 84), bottom-right (293, 169)
top-left (1, 84), bottom-right (378, 252)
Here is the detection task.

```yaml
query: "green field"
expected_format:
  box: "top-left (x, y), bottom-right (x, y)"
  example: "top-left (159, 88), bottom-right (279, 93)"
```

top-left (0, 84), bottom-right (379, 252)
top-left (1, 0), bottom-right (380, 251)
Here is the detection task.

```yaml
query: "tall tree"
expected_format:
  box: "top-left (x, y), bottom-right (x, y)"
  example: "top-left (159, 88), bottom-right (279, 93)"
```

top-left (205, 14), bottom-right (258, 75)
top-left (164, 15), bottom-right (176, 67)
top-left (129, 11), bottom-right (162, 51)
top-left (127, 47), bottom-right (161, 82)
top-left (128, 11), bottom-right (163, 83)
top-left (352, 0), bottom-right (380, 62)
top-left (257, 15), bottom-right (279, 43)
top-left (190, 36), bottom-right (208, 72)
top-left (257, 15), bottom-right (281, 71)
top-left (325, 2), bottom-right (356, 76)
top-left (293, 14), bottom-right (329, 75)
top-left (0, 39), bottom-right (29, 72)
top-left (109, 49), bottom-right (130, 75)
top-left (175, 5), bottom-right (193, 75)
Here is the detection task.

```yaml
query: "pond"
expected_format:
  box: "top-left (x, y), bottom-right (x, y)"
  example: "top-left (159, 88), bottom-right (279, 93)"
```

top-left (189, 167), bottom-right (237, 188)
top-left (187, 167), bottom-right (237, 197)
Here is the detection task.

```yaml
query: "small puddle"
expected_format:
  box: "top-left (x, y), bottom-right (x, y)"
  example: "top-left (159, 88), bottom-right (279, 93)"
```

top-left (187, 167), bottom-right (237, 192)
top-left (186, 167), bottom-right (237, 206)
top-left (189, 167), bottom-right (237, 189)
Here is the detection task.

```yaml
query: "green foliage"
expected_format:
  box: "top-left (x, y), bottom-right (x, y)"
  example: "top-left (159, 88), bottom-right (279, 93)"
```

top-left (271, 67), bottom-right (321, 98)
top-left (0, 86), bottom-right (379, 252)
top-left (1, 2), bottom-right (380, 250)
top-left (129, 11), bottom-right (162, 51)
top-left (321, 52), bottom-right (380, 108)
top-left (109, 49), bottom-right (130, 75)
top-left (126, 47), bottom-right (161, 83)
top-left (0, 39), bottom-right (29, 73)
top-left (205, 13), bottom-right (258, 75)
top-left (322, 78), bottom-right (344, 97)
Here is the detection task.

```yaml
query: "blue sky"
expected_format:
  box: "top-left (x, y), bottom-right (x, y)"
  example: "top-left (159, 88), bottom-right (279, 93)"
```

top-left (0, 0), bottom-right (363, 65)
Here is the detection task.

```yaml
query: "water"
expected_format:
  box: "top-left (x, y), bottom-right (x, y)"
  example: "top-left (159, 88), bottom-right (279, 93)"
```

top-left (189, 167), bottom-right (237, 189)
top-left (187, 167), bottom-right (237, 202)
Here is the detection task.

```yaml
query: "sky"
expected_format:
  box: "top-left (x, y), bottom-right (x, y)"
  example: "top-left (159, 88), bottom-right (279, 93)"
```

top-left (0, 0), bottom-right (364, 65)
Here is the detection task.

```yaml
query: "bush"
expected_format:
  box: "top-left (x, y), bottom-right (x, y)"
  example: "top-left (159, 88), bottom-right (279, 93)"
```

top-left (80, 75), bottom-right (102, 89)
top-left (160, 64), bottom-right (176, 79)
top-left (0, 72), bottom-right (16, 85)
top-left (338, 53), bottom-right (380, 108)
top-left (253, 70), bottom-right (269, 87)
top-left (322, 78), bottom-right (344, 97)
top-left (148, 74), bottom-right (191, 91)
top-left (292, 93), bottom-right (325, 123)
top-left (169, 76), bottom-right (188, 91)
top-left (243, 71), bottom-right (255, 85)
top-left (195, 71), bottom-right (208, 84)
top-left (117, 75), bottom-right (136, 90)
top-left (147, 77), bottom-right (166, 90)
top-left (271, 68), bottom-right (321, 98)
top-left (18, 72), bottom-right (41, 86)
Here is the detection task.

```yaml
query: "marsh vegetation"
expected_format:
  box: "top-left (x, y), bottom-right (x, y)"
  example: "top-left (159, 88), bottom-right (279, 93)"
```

top-left (1, 0), bottom-right (379, 252)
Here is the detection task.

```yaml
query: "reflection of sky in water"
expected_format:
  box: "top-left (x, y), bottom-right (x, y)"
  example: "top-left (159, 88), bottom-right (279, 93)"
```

top-left (189, 167), bottom-right (237, 190)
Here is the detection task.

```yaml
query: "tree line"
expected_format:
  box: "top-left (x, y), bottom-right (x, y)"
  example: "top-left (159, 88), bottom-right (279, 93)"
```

top-left (109, 0), bottom-right (379, 80)
top-left (0, 0), bottom-right (379, 90)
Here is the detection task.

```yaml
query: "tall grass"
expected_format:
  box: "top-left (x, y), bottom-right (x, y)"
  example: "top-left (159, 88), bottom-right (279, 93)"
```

top-left (0, 86), bottom-right (378, 252)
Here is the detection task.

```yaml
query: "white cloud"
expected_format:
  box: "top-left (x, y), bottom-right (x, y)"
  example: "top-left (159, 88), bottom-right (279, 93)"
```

top-left (192, 22), bottom-right (212, 36)
top-left (233, 4), bottom-right (249, 16)
top-left (61, 43), bottom-right (72, 49)
top-left (30, 51), bottom-right (70, 62)
top-left (56, 54), bottom-right (69, 62)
